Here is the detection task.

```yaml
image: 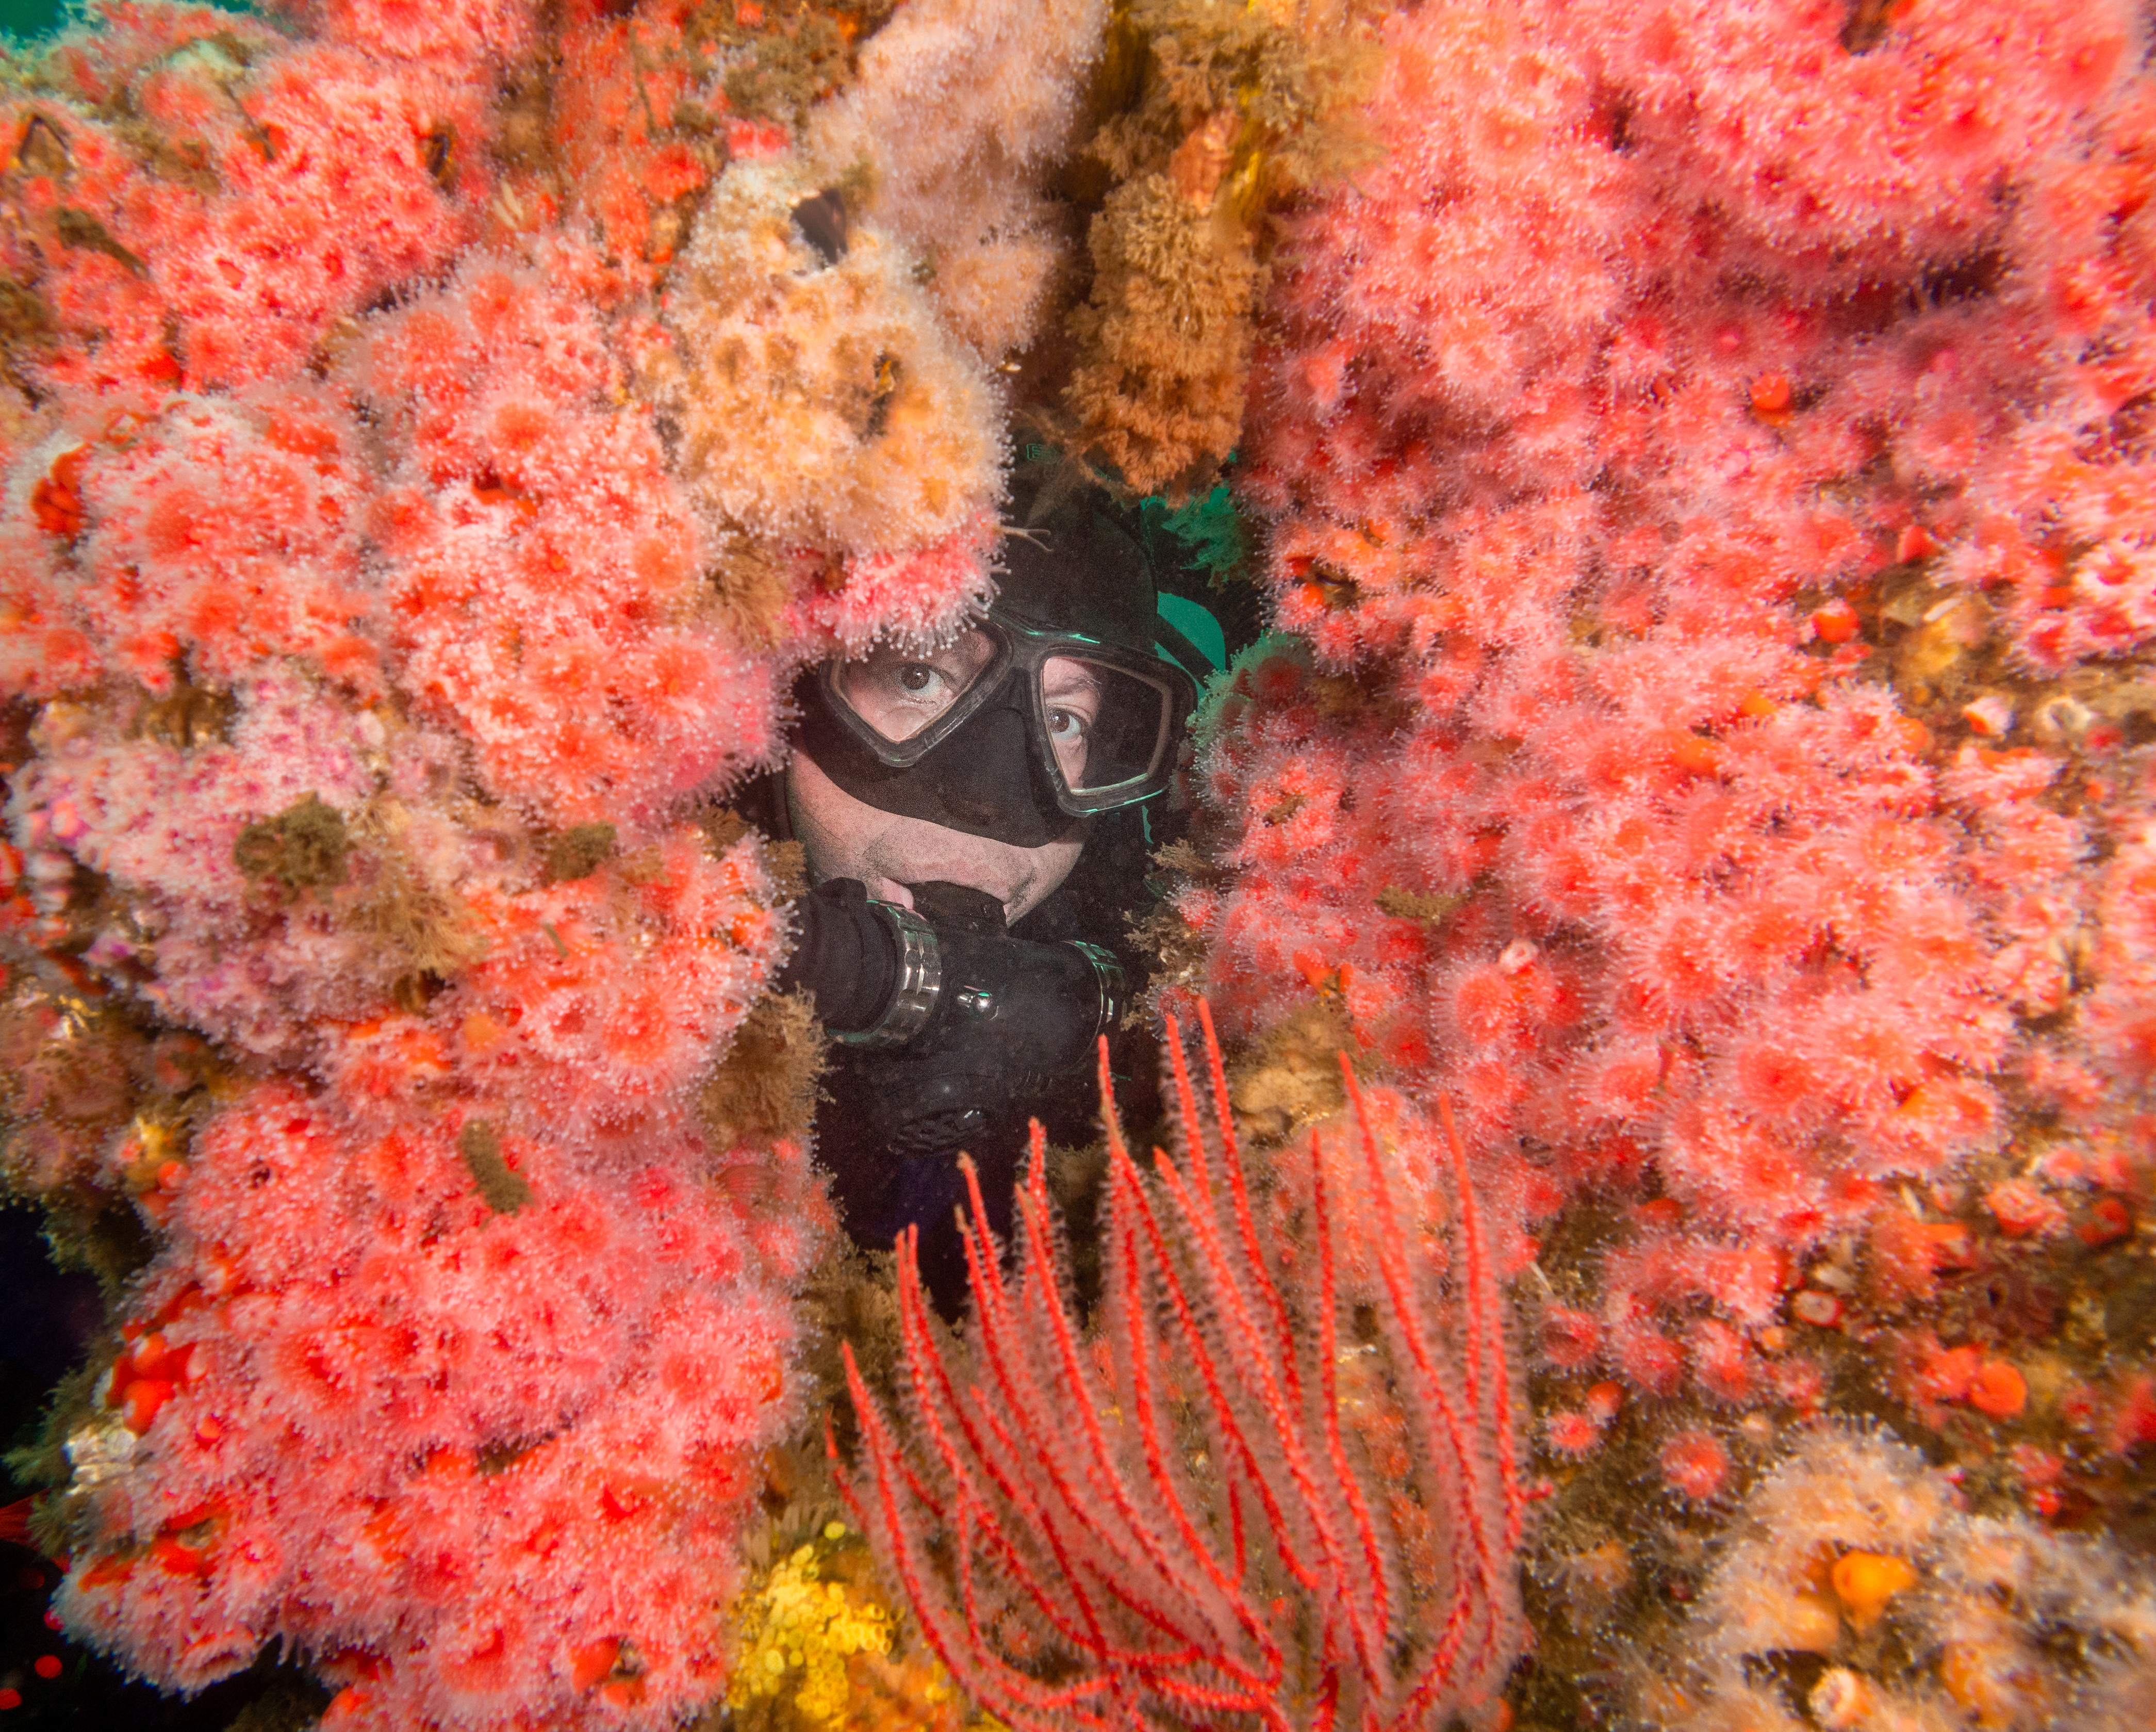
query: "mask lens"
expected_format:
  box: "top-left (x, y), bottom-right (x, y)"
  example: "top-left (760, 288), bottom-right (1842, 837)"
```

top-left (833, 629), bottom-right (999, 743)
top-left (1041, 657), bottom-right (1173, 794)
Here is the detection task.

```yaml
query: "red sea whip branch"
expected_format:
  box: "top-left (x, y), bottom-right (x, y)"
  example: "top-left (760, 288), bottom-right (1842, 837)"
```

top-left (835, 1005), bottom-right (1525, 1730)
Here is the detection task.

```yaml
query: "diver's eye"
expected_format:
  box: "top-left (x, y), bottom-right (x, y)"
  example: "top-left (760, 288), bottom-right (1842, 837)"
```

top-left (1047, 707), bottom-right (1088, 740)
top-left (834, 626), bottom-right (996, 743)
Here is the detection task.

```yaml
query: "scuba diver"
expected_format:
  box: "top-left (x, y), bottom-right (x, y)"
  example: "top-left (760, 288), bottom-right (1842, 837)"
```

top-left (764, 478), bottom-right (1219, 1312)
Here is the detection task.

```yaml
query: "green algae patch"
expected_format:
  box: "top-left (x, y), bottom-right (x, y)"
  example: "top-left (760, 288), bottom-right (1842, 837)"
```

top-left (542, 822), bottom-right (618, 884)
top-left (233, 793), bottom-right (351, 895)
top-left (459, 1120), bottom-right (532, 1215)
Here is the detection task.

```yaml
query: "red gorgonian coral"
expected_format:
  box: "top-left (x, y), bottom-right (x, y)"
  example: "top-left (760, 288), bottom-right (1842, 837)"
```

top-left (840, 1005), bottom-right (1525, 1731)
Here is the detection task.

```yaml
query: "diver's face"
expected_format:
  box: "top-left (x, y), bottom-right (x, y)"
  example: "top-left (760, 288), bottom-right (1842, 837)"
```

top-left (834, 634), bottom-right (1107, 790)
top-left (785, 748), bottom-right (1088, 923)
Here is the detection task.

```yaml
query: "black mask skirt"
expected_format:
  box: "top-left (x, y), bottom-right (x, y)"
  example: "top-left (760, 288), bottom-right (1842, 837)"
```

top-left (793, 666), bottom-right (1081, 850)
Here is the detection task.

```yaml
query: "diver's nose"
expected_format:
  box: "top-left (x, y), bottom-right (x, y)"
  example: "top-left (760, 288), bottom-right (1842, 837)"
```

top-left (930, 703), bottom-right (1038, 832)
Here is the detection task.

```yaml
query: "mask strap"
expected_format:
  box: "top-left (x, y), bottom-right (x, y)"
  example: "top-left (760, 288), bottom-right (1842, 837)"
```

top-left (1149, 614), bottom-right (1217, 685)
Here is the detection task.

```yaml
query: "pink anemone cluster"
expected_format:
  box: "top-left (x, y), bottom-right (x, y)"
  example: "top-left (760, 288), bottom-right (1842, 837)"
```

top-left (1184, 0), bottom-right (2155, 1440)
top-left (0, 1), bottom-right (996, 1726)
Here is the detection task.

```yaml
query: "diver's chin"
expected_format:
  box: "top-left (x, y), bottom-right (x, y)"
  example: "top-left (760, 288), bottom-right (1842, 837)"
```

top-left (785, 751), bottom-right (1089, 924)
